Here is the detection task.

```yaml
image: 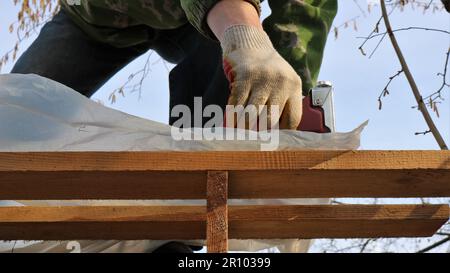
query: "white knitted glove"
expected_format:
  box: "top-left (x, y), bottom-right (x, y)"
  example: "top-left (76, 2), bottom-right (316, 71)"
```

top-left (221, 25), bottom-right (303, 130)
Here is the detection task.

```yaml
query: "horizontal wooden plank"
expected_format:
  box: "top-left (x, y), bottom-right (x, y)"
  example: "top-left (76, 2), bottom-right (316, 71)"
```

top-left (0, 206), bottom-right (206, 222)
top-left (1, 169), bottom-right (449, 199)
top-left (0, 171), bottom-right (207, 200)
top-left (1, 151), bottom-right (449, 171)
top-left (0, 205), bottom-right (447, 240)
top-left (228, 169), bottom-right (450, 198)
top-left (0, 206), bottom-right (207, 240)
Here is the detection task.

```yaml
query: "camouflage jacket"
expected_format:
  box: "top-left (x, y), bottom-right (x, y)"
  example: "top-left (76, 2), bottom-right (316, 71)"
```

top-left (61, 0), bottom-right (337, 93)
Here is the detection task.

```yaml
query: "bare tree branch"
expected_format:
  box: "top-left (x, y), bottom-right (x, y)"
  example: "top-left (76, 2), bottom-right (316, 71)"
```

top-left (357, 26), bottom-right (450, 40)
top-left (417, 235), bottom-right (450, 253)
top-left (412, 48), bottom-right (450, 114)
top-left (380, 0), bottom-right (448, 150)
top-left (378, 69), bottom-right (403, 110)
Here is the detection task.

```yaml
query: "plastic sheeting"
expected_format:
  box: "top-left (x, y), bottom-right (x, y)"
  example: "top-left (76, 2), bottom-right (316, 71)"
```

top-left (0, 74), bottom-right (368, 253)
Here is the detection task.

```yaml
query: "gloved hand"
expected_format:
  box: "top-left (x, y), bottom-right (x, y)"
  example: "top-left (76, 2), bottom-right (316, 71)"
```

top-left (221, 25), bottom-right (303, 130)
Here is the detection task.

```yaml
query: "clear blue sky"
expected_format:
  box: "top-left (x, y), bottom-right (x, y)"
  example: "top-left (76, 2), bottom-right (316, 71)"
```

top-left (0, 0), bottom-right (449, 150)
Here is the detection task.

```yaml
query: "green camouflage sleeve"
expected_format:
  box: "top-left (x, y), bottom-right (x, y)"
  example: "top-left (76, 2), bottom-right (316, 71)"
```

top-left (263, 0), bottom-right (338, 95)
top-left (180, 0), bottom-right (261, 40)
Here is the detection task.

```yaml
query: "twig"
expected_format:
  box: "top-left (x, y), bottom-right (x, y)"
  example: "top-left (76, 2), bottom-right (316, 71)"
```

top-left (425, 0), bottom-right (434, 9)
top-left (358, 16), bottom-right (383, 56)
top-left (353, 0), bottom-right (367, 17)
top-left (414, 48), bottom-right (450, 109)
top-left (360, 238), bottom-right (376, 253)
top-left (378, 69), bottom-right (403, 110)
top-left (357, 26), bottom-right (450, 40)
top-left (380, 0), bottom-right (448, 150)
top-left (368, 33), bottom-right (387, 58)
top-left (415, 130), bottom-right (432, 135)
top-left (331, 200), bottom-right (347, 205)
top-left (417, 235), bottom-right (450, 253)
top-left (108, 51), bottom-right (154, 103)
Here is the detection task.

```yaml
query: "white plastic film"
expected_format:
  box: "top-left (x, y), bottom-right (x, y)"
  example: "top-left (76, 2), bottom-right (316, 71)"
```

top-left (0, 74), bottom-right (368, 253)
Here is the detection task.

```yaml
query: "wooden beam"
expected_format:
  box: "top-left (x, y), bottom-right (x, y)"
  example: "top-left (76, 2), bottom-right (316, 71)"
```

top-left (206, 171), bottom-right (228, 253)
top-left (0, 206), bottom-right (206, 240)
top-left (228, 169), bottom-right (450, 198)
top-left (1, 170), bottom-right (448, 199)
top-left (228, 205), bottom-right (450, 239)
top-left (0, 171), bottom-right (206, 200)
top-left (0, 151), bottom-right (449, 199)
top-left (1, 151), bottom-right (449, 171)
top-left (0, 205), bottom-right (447, 240)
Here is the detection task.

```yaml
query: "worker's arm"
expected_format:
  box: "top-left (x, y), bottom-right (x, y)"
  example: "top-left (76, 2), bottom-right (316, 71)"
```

top-left (180, 0), bottom-right (337, 129)
top-left (263, 0), bottom-right (338, 94)
top-left (181, 0), bottom-right (302, 130)
top-left (207, 0), bottom-right (303, 130)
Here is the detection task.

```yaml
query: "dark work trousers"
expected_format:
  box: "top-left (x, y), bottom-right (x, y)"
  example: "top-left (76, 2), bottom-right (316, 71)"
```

top-left (11, 9), bottom-right (230, 127)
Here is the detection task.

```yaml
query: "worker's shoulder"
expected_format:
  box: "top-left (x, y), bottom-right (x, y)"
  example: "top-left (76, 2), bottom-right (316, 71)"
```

top-left (61, 0), bottom-right (187, 29)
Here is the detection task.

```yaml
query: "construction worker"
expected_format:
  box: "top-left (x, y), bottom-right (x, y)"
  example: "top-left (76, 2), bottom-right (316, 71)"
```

top-left (10, 0), bottom-right (337, 252)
